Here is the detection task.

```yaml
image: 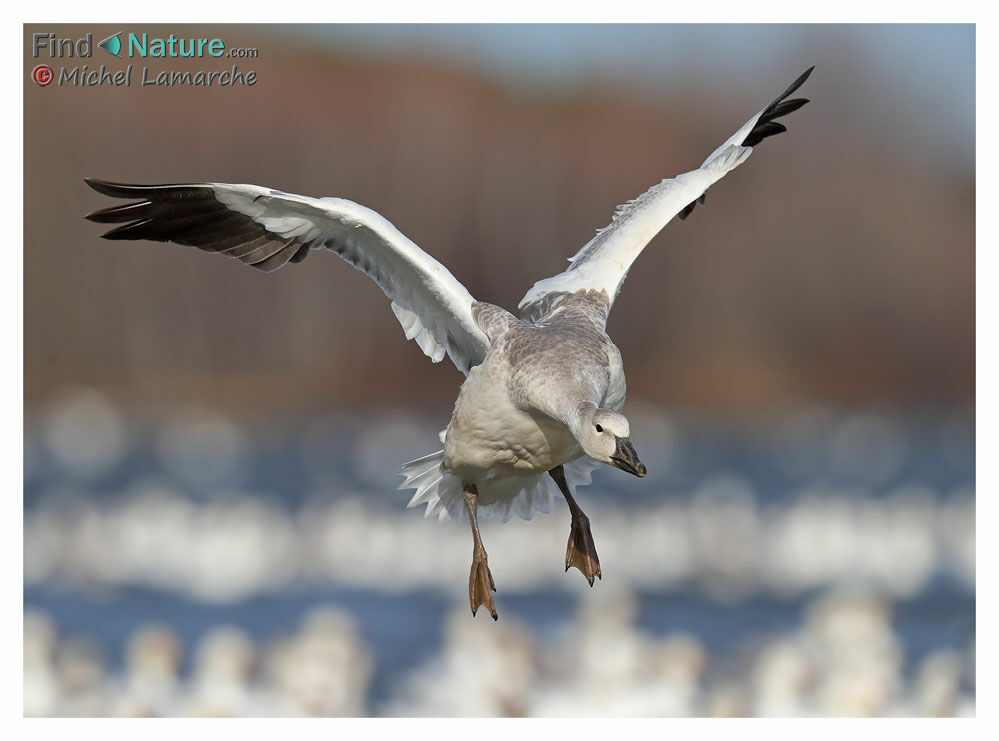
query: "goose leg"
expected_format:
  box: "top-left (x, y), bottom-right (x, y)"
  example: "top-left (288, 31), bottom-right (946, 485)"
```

top-left (463, 483), bottom-right (498, 620)
top-left (549, 465), bottom-right (601, 586)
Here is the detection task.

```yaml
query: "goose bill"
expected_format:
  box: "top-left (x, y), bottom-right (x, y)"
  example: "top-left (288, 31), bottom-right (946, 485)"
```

top-left (611, 438), bottom-right (646, 477)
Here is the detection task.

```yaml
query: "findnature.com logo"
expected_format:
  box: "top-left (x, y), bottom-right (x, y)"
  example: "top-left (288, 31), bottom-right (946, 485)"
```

top-left (30, 31), bottom-right (260, 88)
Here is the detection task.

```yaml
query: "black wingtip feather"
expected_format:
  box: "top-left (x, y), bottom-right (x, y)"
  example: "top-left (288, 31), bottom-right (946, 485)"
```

top-left (84, 178), bottom-right (158, 198)
top-left (85, 201), bottom-right (147, 223)
top-left (101, 219), bottom-right (156, 240)
top-left (84, 179), bottom-right (311, 272)
top-left (739, 66), bottom-right (814, 148)
top-left (289, 243), bottom-right (312, 263)
top-left (679, 67), bottom-right (813, 223)
top-left (678, 191), bottom-right (708, 221)
top-left (771, 97), bottom-right (809, 118)
top-left (84, 178), bottom-right (213, 199)
top-left (765, 66), bottom-right (814, 113)
top-left (742, 121), bottom-right (788, 147)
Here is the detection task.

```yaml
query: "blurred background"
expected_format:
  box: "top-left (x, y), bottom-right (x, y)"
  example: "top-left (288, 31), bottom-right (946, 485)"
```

top-left (23, 24), bottom-right (974, 716)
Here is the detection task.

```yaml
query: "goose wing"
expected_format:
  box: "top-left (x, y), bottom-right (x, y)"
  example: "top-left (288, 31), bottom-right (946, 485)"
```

top-left (519, 67), bottom-right (813, 321)
top-left (85, 180), bottom-right (490, 374)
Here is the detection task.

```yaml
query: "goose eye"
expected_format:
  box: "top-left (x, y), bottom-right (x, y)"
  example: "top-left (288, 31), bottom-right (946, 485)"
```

top-left (595, 424), bottom-right (603, 433)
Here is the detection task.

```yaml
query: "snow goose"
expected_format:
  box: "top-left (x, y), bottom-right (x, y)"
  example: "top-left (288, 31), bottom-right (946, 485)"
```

top-left (85, 67), bottom-right (813, 619)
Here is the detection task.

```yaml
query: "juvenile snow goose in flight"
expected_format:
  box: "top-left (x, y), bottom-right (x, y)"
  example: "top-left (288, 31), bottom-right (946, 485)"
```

top-left (85, 67), bottom-right (812, 619)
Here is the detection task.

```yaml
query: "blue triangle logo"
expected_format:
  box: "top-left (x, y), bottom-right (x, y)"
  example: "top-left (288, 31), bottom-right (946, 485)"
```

top-left (98, 33), bottom-right (121, 57)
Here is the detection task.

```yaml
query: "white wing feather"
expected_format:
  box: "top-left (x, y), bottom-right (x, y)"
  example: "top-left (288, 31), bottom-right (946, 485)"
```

top-left (518, 67), bottom-right (812, 316)
top-left (87, 180), bottom-right (489, 375)
top-left (518, 144), bottom-right (751, 311)
top-left (213, 186), bottom-right (489, 373)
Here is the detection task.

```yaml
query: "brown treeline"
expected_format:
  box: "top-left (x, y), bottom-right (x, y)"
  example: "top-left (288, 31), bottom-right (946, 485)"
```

top-left (24, 27), bottom-right (973, 414)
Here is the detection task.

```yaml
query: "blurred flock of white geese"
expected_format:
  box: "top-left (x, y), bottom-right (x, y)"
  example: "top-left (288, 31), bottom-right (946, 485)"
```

top-left (24, 387), bottom-right (974, 716)
top-left (24, 590), bottom-right (975, 717)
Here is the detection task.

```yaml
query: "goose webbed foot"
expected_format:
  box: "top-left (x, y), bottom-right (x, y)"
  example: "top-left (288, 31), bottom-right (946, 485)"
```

top-left (469, 546), bottom-right (498, 620)
top-left (549, 465), bottom-right (602, 586)
top-left (464, 482), bottom-right (498, 620)
top-left (565, 512), bottom-right (601, 586)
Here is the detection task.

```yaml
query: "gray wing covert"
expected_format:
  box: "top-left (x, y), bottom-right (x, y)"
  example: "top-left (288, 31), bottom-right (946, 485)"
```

top-left (472, 302), bottom-right (519, 345)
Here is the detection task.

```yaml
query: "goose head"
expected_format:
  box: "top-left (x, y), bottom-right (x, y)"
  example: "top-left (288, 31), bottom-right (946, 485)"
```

top-left (574, 405), bottom-right (646, 477)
